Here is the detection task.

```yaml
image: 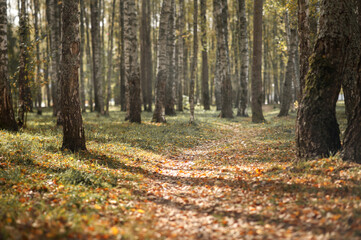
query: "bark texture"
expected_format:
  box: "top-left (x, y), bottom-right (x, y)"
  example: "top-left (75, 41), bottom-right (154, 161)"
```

top-left (79, 4), bottom-right (86, 113)
top-left (61, 0), bottom-right (86, 152)
top-left (91, 0), bottom-right (104, 115)
top-left (105, 0), bottom-right (116, 116)
top-left (0, 0), bottom-right (18, 131)
top-left (189, 0), bottom-right (198, 123)
top-left (200, 0), bottom-right (210, 111)
top-left (251, 0), bottom-right (265, 122)
top-left (296, 0), bottom-right (354, 159)
top-left (124, 0), bottom-right (141, 123)
top-left (140, 0), bottom-right (152, 112)
top-left (18, 0), bottom-right (33, 127)
top-left (152, 0), bottom-right (171, 123)
top-left (120, 0), bottom-right (126, 112)
top-left (176, 0), bottom-right (185, 112)
top-left (213, 0), bottom-right (233, 118)
top-left (279, 13), bottom-right (296, 117)
top-left (165, 0), bottom-right (176, 116)
top-left (237, 0), bottom-right (249, 117)
top-left (342, 0), bottom-right (361, 162)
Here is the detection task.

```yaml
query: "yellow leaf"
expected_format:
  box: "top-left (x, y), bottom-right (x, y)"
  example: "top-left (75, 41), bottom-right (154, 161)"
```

top-left (137, 209), bottom-right (145, 214)
top-left (111, 227), bottom-right (119, 235)
top-left (94, 204), bottom-right (102, 210)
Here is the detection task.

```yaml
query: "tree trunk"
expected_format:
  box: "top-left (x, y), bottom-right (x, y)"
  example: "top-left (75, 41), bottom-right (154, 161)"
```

top-left (298, 0), bottom-right (310, 94)
top-left (79, 2), bottom-right (86, 113)
top-left (341, 0), bottom-right (361, 162)
top-left (0, 0), bottom-right (18, 131)
top-left (189, 0), bottom-right (198, 123)
top-left (105, 0), bottom-right (116, 116)
top-left (341, 0), bottom-right (360, 123)
top-left (152, 0), bottom-right (171, 123)
top-left (279, 12), bottom-right (296, 117)
top-left (61, 0), bottom-right (86, 152)
top-left (124, 0), bottom-right (141, 123)
top-left (140, 0), bottom-right (152, 112)
top-left (45, 35), bottom-right (51, 107)
top-left (176, 0), bottom-right (185, 112)
top-left (251, 0), bottom-right (265, 122)
top-left (33, 0), bottom-right (42, 113)
top-left (120, 0), bottom-right (126, 112)
top-left (18, 0), bottom-right (33, 127)
top-left (237, 0), bottom-right (249, 117)
top-left (85, 6), bottom-right (93, 112)
top-left (213, 0), bottom-right (233, 118)
top-left (200, 0), bottom-right (210, 111)
top-left (90, 0), bottom-right (104, 115)
top-left (165, 0), bottom-right (176, 116)
top-left (296, 0), bottom-right (354, 159)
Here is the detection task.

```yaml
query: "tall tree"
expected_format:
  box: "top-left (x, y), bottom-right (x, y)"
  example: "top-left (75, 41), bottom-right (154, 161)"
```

top-left (90, 0), bottom-right (104, 115)
top-left (79, 3), bottom-right (86, 113)
top-left (214, 0), bottom-right (233, 118)
top-left (48, 0), bottom-right (61, 122)
top-left (124, 0), bottom-right (141, 123)
top-left (189, 0), bottom-right (198, 122)
top-left (140, 0), bottom-right (152, 112)
top-left (152, 0), bottom-right (171, 123)
top-left (120, 0), bottom-right (126, 112)
top-left (105, 0), bottom-right (116, 116)
top-left (237, 0), bottom-right (249, 117)
top-left (341, 0), bottom-right (361, 162)
top-left (176, 0), bottom-right (185, 112)
top-left (296, 0), bottom-right (355, 158)
top-left (165, 0), bottom-right (176, 116)
top-left (84, 5), bottom-right (93, 112)
top-left (251, 0), bottom-right (265, 123)
top-left (0, 0), bottom-right (18, 131)
top-left (60, 0), bottom-right (86, 152)
top-left (278, 11), bottom-right (296, 117)
top-left (298, 0), bottom-right (310, 94)
top-left (200, 0), bottom-right (210, 110)
top-left (18, 0), bottom-right (33, 127)
top-left (33, 0), bottom-right (42, 113)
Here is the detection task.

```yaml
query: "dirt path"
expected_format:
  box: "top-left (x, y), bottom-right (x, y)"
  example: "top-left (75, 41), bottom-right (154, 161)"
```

top-left (127, 123), bottom-right (307, 239)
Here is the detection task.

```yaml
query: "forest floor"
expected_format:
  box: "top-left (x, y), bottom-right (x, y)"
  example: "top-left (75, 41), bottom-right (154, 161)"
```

top-left (1, 105), bottom-right (361, 239)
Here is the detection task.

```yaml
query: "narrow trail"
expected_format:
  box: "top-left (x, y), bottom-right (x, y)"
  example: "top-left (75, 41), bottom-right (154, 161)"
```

top-left (127, 122), bottom-right (307, 240)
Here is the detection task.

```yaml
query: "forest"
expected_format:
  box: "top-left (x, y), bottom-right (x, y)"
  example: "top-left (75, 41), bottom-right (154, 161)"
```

top-left (1, 0), bottom-right (361, 239)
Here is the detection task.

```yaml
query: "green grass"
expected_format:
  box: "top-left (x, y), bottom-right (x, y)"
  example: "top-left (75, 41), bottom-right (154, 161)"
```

top-left (0, 104), bottom-right (360, 239)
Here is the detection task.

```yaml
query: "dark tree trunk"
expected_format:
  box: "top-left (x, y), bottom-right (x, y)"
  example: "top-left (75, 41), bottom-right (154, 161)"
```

top-left (124, 0), bottom-right (141, 123)
top-left (120, 0), bottom-right (126, 112)
top-left (251, 0), bottom-right (265, 122)
top-left (341, 0), bottom-right (361, 162)
top-left (165, 0), bottom-right (176, 116)
top-left (61, 0), bottom-right (86, 152)
top-left (79, 3), bottom-right (86, 113)
top-left (213, 0), bottom-right (233, 118)
top-left (176, 0), bottom-right (185, 112)
top-left (237, 0), bottom-right (249, 117)
top-left (200, 0), bottom-right (210, 111)
top-left (152, 0), bottom-right (171, 123)
top-left (296, 0), bottom-right (355, 159)
top-left (90, 0), bottom-right (104, 115)
top-left (18, 0), bottom-right (33, 127)
top-left (0, 0), bottom-right (18, 131)
top-left (140, 0), bottom-right (152, 112)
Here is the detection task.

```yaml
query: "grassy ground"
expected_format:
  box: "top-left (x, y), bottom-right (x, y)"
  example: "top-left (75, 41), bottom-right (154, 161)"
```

top-left (0, 105), bottom-right (360, 239)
